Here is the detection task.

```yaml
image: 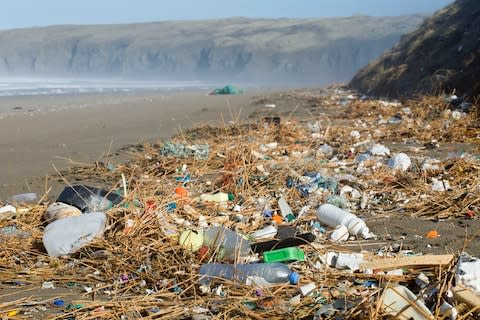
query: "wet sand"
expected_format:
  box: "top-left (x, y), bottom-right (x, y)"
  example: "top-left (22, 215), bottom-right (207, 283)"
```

top-left (0, 90), bottom-right (265, 199)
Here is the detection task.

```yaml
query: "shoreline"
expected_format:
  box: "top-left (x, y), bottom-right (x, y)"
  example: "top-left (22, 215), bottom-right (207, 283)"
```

top-left (0, 89), bottom-right (275, 199)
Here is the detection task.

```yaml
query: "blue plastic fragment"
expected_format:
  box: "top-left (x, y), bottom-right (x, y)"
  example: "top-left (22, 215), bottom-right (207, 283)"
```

top-left (167, 202), bottom-right (177, 212)
top-left (286, 176), bottom-right (295, 188)
top-left (175, 174), bottom-right (191, 184)
top-left (262, 209), bottom-right (273, 218)
top-left (53, 298), bottom-right (65, 307)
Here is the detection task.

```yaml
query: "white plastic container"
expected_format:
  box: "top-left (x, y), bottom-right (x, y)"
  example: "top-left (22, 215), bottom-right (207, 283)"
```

top-left (382, 285), bottom-right (433, 320)
top-left (316, 204), bottom-right (370, 238)
top-left (42, 212), bottom-right (106, 257)
top-left (325, 251), bottom-right (364, 271)
top-left (299, 282), bottom-right (316, 296)
top-left (0, 205), bottom-right (16, 220)
top-left (456, 252), bottom-right (480, 294)
top-left (250, 225), bottom-right (278, 241)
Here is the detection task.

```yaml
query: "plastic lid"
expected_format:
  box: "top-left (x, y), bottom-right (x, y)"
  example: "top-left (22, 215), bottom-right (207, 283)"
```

top-left (288, 272), bottom-right (300, 285)
top-left (285, 213), bottom-right (295, 222)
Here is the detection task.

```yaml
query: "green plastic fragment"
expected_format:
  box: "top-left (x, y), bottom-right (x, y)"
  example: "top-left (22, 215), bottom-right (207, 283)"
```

top-left (263, 247), bottom-right (305, 263)
top-left (285, 213), bottom-right (295, 222)
top-left (243, 301), bottom-right (257, 310)
top-left (66, 303), bottom-right (84, 310)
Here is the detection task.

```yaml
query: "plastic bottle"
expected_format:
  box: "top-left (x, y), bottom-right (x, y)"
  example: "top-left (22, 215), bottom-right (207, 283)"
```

top-left (278, 196), bottom-right (295, 222)
top-left (250, 225), bottom-right (278, 241)
top-left (0, 225), bottom-right (31, 239)
top-left (203, 226), bottom-right (251, 262)
top-left (316, 204), bottom-right (370, 238)
top-left (199, 263), bottom-right (299, 285)
top-left (8, 193), bottom-right (37, 204)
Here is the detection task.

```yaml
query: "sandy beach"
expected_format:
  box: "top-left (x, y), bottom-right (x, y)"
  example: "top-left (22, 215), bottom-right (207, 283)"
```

top-left (0, 87), bottom-right (479, 319)
top-left (0, 89), bottom-right (267, 199)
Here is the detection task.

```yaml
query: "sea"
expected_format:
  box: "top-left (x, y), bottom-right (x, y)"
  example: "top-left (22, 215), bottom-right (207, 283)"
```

top-left (0, 77), bottom-right (222, 118)
top-left (0, 77), bottom-right (213, 97)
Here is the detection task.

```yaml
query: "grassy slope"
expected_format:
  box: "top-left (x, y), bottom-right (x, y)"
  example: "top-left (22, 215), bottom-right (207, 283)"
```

top-left (349, 0), bottom-right (480, 100)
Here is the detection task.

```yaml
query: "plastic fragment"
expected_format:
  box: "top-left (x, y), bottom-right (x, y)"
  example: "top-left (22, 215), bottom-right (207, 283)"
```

top-left (425, 230), bottom-right (440, 239)
top-left (387, 153), bottom-right (411, 171)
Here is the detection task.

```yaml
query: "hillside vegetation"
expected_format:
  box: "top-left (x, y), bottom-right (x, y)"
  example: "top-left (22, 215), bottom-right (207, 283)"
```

top-left (0, 16), bottom-right (424, 84)
top-left (350, 0), bottom-right (480, 100)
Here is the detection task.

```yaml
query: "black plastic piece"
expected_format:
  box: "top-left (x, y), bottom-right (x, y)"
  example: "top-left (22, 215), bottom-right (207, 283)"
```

top-left (251, 232), bottom-right (316, 254)
top-left (56, 185), bottom-right (123, 212)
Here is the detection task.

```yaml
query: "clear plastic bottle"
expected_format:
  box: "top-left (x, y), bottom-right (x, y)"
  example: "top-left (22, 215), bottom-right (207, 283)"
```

top-left (203, 226), bottom-right (251, 262)
top-left (199, 263), bottom-right (299, 285)
top-left (8, 193), bottom-right (37, 204)
top-left (316, 204), bottom-right (370, 238)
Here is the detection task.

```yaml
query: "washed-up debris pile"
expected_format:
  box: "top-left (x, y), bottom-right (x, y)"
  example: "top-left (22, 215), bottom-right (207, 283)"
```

top-left (0, 92), bottom-right (479, 319)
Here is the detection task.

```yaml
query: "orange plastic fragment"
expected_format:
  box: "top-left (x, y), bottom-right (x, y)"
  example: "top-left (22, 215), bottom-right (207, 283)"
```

top-left (175, 186), bottom-right (188, 198)
top-left (426, 229), bottom-right (440, 238)
top-left (272, 214), bottom-right (283, 224)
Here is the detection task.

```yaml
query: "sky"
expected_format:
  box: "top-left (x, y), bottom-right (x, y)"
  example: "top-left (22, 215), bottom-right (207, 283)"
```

top-left (0, 0), bottom-right (454, 30)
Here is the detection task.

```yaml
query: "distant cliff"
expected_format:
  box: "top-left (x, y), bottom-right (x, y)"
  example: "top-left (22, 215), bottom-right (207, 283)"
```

top-left (350, 0), bottom-right (480, 99)
top-left (0, 16), bottom-right (424, 85)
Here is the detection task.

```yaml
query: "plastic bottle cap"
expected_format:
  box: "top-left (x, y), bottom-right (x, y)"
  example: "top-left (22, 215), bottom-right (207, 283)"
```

top-left (360, 228), bottom-right (371, 239)
top-left (288, 272), bottom-right (299, 285)
top-left (272, 214), bottom-right (283, 224)
top-left (53, 299), bottom-right (65, 307)
top-left (175, 187), bottom-right (188, 198)
top-left (285, 214), bottom-right (295, 222)
top-left (179, 230), bottom-right (203, 252)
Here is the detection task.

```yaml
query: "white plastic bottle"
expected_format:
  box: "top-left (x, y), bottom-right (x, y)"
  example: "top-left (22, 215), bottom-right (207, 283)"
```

top-left (316, 204), bottom-right (370, 238)
top-left (278, 196), bottom-right (295, 222)
top-left (250, 225), bottom-right (278, 241)
top-left (203, 226), bottom-right (251, 261)
top-left (198, 263), bottom-right (299, 285)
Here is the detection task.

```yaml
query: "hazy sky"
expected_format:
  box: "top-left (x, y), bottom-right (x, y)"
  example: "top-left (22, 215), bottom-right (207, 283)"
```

top-left (1, 0), bottom-right (454, 29)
